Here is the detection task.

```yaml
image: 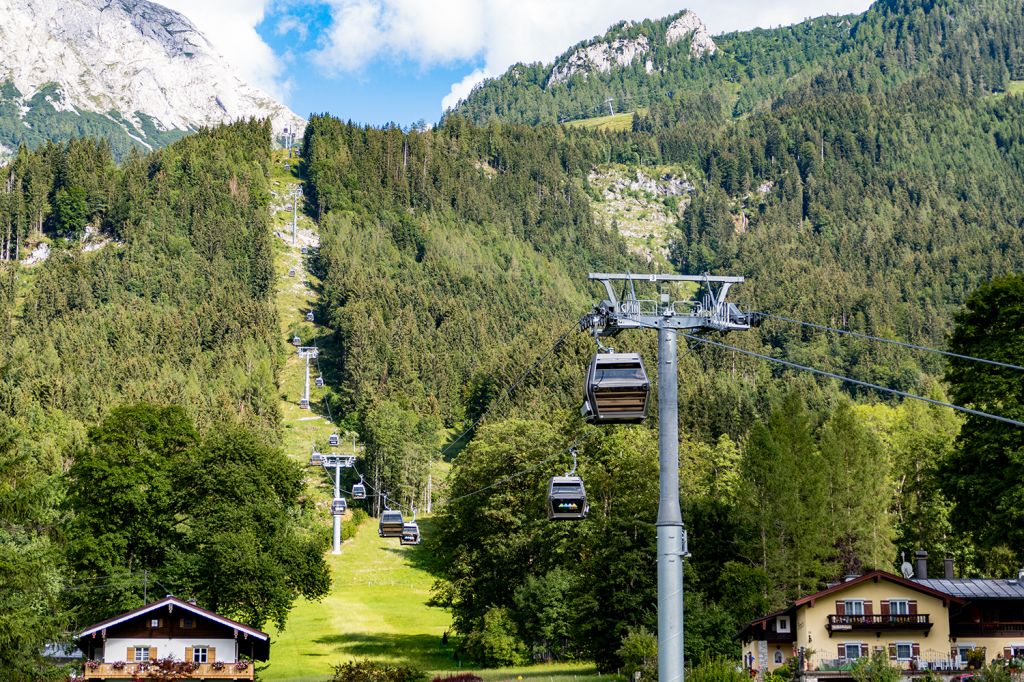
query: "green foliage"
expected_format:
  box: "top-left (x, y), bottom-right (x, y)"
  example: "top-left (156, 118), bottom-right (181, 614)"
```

top-left (850, 651), bottom-right (901, 682)
top-left (52, 186), bottom-right (88, 238)
top-left (941, 274), bottom-right (1024, 559)
top-left (616, 626), bottom-right (657, 679)
top-left (461, 607), bottom-right (528, 668)
top-left (64, 404), bottom-right (330, 630)
top-left (687, 659), bottom-right (748, 682)
top-left (331, 659), bottom-right (429, 682)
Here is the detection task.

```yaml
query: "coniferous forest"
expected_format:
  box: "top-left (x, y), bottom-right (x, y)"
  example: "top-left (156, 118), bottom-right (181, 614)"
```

top-left (2, 0), bottom-right (1024, 678)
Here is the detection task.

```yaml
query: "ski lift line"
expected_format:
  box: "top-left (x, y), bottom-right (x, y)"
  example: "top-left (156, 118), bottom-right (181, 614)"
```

top-left (440, 320), bottom-right (579, 458)
top-left (681, 333), bottom-right (1024, 429)
top-left (757, 312), bottom-right (1024, 372)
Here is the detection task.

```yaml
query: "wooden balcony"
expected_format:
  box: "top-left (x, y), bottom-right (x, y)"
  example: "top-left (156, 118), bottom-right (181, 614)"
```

top-left (83, 661), bottom-right (254, 679)
top-left (827, 613), bottom-right (932, 633)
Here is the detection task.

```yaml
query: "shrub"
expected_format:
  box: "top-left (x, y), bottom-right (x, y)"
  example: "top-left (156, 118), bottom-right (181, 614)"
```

top-left (851, 652), bottom-right (900, 682)
top-left (461, 607), bottom-right (527, 667)
top-left (616, 626), bottom-right (657, 679)
top-left (331, 659), bottom-right (428, 682)
top-left (688, 658), bottom-right (748, 682)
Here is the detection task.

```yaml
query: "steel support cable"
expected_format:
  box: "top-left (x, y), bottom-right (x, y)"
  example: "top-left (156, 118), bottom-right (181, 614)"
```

top-left (439, 320), bottom-right (578, 458)
top-left (682, 333), bottom-right (1024, 428)
top-left (756, 312), bottom-right (1024, 372)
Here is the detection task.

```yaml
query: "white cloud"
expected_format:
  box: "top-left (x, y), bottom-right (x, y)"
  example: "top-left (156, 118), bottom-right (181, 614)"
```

top-left (311, 0), bottom-right (872, 112)
top-left (158, 0), bottom-right (289, 99)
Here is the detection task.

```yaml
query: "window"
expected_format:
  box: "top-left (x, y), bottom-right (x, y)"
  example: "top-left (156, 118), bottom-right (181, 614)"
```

top-left (774, 651), bottom-right (785, 664)
top-left (845, 600), bottom-right (865, 616)
top-left (777, 616), bottom-right (791, 633)
top-left (134, 648), bottom-right (151, 662)
top-left (890, 600), bottom-right (910, 615)
top-left (1011, 647), bottom-right (1024, 658)
top-left (149, 618), bottom-right (161, 628)
top-left (895, 643), bottom-right (913, 661)
top-left (958, 646), bottom-right (975, 665)
top-left (844, 643), bottom-right (864, 660)
top-left (192, 647), bottom-right (208, 663)
top-left (180, 618), bottom-right (195, 629)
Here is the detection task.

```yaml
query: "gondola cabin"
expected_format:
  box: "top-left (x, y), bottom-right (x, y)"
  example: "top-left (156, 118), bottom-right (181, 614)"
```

top-left (288, 268), bottom-right (296, 277)
top-left (378, 510), bottom-right (405, 537)
top-left (292, 336), bottom-right (301, 346)
top-left (308, 452), bottom-right (322, 466)
top-left (400, 521), bottom-right (421, 545)
top-left (331, 498), bottom-right (347, 515)
top-left (352, 482), bottom-right (366, 499)
top-left (547, 476), bottom-right (589, 520)
top-left (301, 246), bottom-right (308, 255)
top-left (305, 311), bottom-right (314, 322)
top-left (315, 376), bottom-right (324, 388)
top-left (581, 353), bottom-right (650, 424)
top-left (299, 398), bottom-right (310, 410)
top-left (328, 434), bottom-right (339, 447)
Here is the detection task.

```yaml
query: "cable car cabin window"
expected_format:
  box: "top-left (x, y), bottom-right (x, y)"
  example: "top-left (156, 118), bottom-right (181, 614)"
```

top-left (594, 364), bottom-right (647, 382)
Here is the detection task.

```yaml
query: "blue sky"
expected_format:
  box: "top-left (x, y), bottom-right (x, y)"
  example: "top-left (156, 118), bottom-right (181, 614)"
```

top-left (163, 0), bottom-right (874, 127)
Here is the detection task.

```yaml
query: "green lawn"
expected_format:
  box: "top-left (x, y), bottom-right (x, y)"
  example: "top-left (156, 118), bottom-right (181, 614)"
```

top-left (563, 111), bottom-right (640, 132)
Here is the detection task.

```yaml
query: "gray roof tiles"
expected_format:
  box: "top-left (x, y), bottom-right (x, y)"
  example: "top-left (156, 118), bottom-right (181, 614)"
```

top-left (914, 578), bottom-right (1024, 599)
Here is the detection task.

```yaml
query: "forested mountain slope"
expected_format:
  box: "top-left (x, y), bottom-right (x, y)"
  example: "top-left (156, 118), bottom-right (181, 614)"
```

top-left (0, 121), bottom-right (329, 677)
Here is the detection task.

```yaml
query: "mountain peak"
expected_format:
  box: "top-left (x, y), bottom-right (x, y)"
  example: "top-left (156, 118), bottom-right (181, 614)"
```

top-left (0, 0), bottom-right (303, 155)
top-left (547, 9), bottom-right (715, 87)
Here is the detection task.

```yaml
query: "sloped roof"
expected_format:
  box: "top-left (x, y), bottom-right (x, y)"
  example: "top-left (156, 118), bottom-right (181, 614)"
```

top-left (915, 578), bottom-right (1024, 600)
top-left (76, 596), bottom-right (268, 641)
top-left (791, 570), bottom-right (964, 607)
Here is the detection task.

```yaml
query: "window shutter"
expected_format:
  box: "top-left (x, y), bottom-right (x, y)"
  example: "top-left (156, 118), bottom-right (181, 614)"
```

top-left (912, 644), bottom-right (921, 658)
top-left (127, 646), bottom-right (135, 661)
top-left (185, 647), bottom-right (193, 663)
top-left (149, 647), bottom-right (157, 661)
top-left (208, 646), bottom-right (216, 663)
top-left (908, 600), bottom-right (918, 615)
top-left (889, 643), bottom-right (897, 660)
top-left (861, 644), bottom-right (869, 657)
top-left (864, 601), bottom-right (873, 615)
top-left (881, 600), bottom-right (890, 615)
top-left (835, 601), bottom-right (846, 615)
top-left (838, 644), bottom-right (846, 659)
top-left (1005, 648), bottom-right (1013, 660)
top-left (951, 647), bottom-right (958, 659)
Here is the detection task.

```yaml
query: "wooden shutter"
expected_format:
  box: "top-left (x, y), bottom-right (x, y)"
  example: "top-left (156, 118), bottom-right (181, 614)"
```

top-left (208, 646), bottom-right (216, 663)
top-left (149, 647), bottom-right (157, 661)
top-left (888, 643), bottom-right (897, 660)
top-left (912, 643), bottom-right (921, 659)
top-left (861, 644), bottom-right (869, 657)
top-left (185, 646), bottom-right (193, 663)
top-left (908, 600), bottom-right (918, 615)
top-left (838, 644), bottom-right (846, 659)
top-left (864, 601), bottom-right (873, 615)
top-left (835, 601), bottom-right (846, 615)
top-left (1005, 648), bottom-right (1014, 660)
top-left (880, 600), bottom-right (890, 615)
top-left (127, 646), bottom-right (135, 661)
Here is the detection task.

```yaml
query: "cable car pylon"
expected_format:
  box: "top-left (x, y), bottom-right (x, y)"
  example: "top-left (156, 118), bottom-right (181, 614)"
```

top-left (580, 272), bottom-right (752, 682)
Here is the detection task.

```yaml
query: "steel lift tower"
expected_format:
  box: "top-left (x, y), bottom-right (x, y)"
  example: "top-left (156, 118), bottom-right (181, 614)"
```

top-left (321, 454), bottom-right (356, 554)
top-left (581, 273), bottom-right (752, 682)
top-left (297, 346), bottom-right (318, 409)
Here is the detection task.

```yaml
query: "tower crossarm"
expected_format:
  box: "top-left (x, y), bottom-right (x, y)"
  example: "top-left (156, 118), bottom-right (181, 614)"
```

top-left (582, 273), bottom-right (753, 336)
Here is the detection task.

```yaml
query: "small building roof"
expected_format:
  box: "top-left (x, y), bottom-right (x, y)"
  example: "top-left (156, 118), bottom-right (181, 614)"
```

top-left (76, 596), bottom-right (269, 641)
top-left (914, 578), bottom-right (1024, 600)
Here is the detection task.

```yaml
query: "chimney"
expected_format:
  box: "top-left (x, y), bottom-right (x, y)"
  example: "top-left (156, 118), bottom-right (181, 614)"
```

top-left (944, 557), bottom-right (955, 579)
top-left (915, 549), bottom-right (929, 579)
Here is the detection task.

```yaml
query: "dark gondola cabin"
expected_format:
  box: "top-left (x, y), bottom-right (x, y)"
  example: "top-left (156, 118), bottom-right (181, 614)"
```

top-left (331, 498), bottom-right (347, 515)
top-left (378, 510), bottom-right (405, 537)
top-left (292, 336), bottom-right (301, 346)
top-left (306, 311), bottom-right (314, 322)
top-left (299, 398), bottom-right (309, 410)
top-left (400, 521), bottom-right (421, 545)
top-left (352, 482), bottom-right (366, 499)
top-left (547, 476), bottom-right (589, 520)
top-left (581, 352), bottom-right (650, 424)
top-left (328, 434), bottom-right (339, 447)
top-left (308, 452), bottom-right (322, 466)
top-left (315, 376), bottom-right (324, 388)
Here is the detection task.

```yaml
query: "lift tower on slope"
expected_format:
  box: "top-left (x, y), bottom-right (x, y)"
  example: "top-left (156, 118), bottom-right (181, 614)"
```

top-left (297, 346), bottom-right (318, 409)
top-left (581, 273), bottom-right (752, 682)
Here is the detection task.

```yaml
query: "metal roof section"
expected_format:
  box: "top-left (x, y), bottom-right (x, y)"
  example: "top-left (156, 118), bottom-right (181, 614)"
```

top-left (914, 578), bottom-right (1024, 600)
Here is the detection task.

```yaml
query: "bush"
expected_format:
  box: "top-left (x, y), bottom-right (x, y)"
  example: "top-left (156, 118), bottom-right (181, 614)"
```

top-left (461, 607), bottom-right (527, 667)
top-left (617, 626), bottom-right (657, 679)
top-left (851, 652), bottom-right (900, 682)
top-left (688, 659), bottom-right (748, 682)
top-left (331, 659), bottom-right (428, 682)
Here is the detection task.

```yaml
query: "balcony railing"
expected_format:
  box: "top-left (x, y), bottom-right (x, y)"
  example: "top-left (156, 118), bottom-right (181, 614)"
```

top-left (826, 614), bottom-right (931, 632)
top-left (83, 661), bottom-right (254, 679)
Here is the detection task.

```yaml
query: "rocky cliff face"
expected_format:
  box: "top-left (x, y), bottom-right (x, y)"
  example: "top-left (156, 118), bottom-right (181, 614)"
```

top-left (0, 0), bottom-right (303, 156)
top-left (547, 10), bottom-right (716, 86)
